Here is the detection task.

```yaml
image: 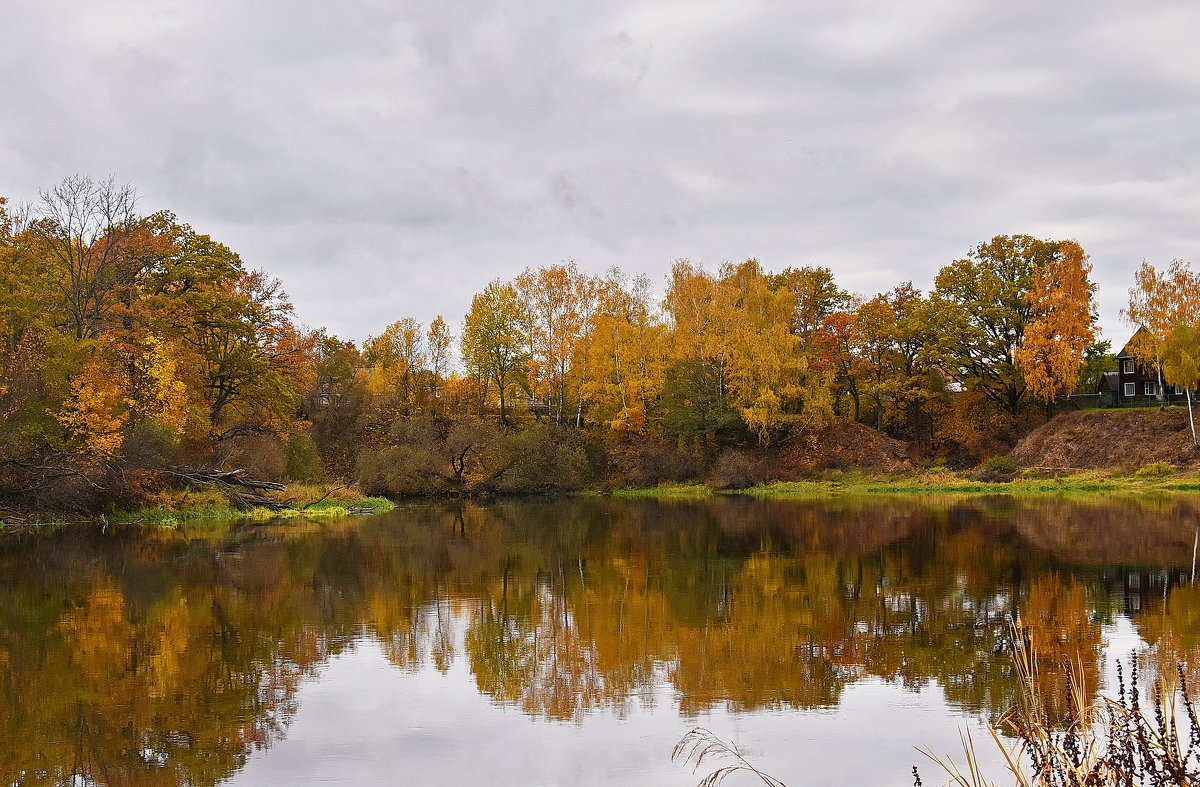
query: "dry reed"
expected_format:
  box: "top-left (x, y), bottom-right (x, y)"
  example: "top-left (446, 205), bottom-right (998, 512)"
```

top-left (917, 617), bottom-right (1200, 786)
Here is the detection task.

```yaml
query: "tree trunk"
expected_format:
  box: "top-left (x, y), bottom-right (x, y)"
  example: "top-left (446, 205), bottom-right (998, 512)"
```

top-left (1188, 388), bottom-right (1197, 447)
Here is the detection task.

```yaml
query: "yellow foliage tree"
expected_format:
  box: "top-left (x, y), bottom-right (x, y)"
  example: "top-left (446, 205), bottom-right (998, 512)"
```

top-left (138, 334), bottom-right (191, 432)
top-left (1123, 258), bottom-right (1200, 404)
top-left (364, 317), bottom-right (426, 405)
top-left (515, 263), bottom-right (598, 424)
top-left (716, 260), bottom-right (803, 439)
top-left (57, 348), bottom-right (128, 455)
top-left (582, 271), bottom-right (667, 432)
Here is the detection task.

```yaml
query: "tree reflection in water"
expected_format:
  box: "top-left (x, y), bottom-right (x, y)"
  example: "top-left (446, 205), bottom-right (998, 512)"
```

top-left (0, 495), bottom-right (1197, 783)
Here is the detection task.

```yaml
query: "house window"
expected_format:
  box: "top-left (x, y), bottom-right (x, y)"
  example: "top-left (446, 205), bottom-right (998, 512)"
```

top-left (1176, 385), bottom-right (1185, 395)
top-left (1145, 381), bottom-right (1157, 396)
top-left (1124, 382), bottom-right (1135, 397)
top-left (1122, 359), bottom-right (1134, 374)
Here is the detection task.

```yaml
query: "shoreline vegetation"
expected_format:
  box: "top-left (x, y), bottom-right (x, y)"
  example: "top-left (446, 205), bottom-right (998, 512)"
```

top-left (614, 467), bottom-right (1200, 500)
top-left (0, 484), bottom-right (395, 531)
top-left (109, 495), bottom-right (396, 527)
top-left (12, 464), bottom-right (1199, 531)
top-left (106, 482), bottom-right (395, 526)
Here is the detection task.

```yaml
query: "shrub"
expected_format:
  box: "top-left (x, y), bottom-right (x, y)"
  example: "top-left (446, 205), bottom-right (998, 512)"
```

top-left (1135, 461), bottom-right (1175, 478)
top-left (972, 455), bottom-right (1018, 483)
top-left (980, 456), bottom-right (1018, 474)
top-left (490, 422), bottom-right (600, 493)
top-left (710, 450), bottom-right (771, 489)
top-left (604, 437), bottom-right (708, 487)
top-left (222, 434), bottom-right (286, 480)
top-left (285, 432), bottom-right (324, 482)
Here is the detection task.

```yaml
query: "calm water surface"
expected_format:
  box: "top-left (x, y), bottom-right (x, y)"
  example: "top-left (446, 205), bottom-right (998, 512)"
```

top-left (2, 496), bottom-right (1199, 785)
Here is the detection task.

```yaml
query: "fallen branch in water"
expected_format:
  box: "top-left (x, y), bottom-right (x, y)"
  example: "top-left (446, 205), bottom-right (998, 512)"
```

top-left (299, 486), bottom-right (346, 510)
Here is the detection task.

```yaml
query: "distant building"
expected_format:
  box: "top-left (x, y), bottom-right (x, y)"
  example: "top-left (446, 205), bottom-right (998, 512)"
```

top-left (1096, 371), bottom-right (1121, 406)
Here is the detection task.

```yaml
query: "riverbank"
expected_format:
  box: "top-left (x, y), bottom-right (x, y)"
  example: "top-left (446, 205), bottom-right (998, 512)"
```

top-left (613, 465), bottom-right (1200, 500)
top-left (9, 463), bottom-right (1200, 530)
top-left (0, 484), bottom-right (396, 531)
top-left (110, 496), bottom-right (396, 527)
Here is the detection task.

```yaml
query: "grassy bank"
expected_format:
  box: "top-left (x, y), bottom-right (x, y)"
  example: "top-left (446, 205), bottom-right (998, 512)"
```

top-left (110, 484), bottom-right (395, 527)
top-left (616, 466), bottom-right (1200, 500)
top-left (610, 484), bottom-right (714, 500)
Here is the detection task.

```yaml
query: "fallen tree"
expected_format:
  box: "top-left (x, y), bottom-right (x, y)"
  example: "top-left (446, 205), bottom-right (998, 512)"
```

top-left (165, 467), bottom-right (290, 511)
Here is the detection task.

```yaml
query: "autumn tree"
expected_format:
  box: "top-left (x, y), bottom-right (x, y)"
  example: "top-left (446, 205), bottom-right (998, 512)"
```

top-left (663, 260), bottom-right (726, 397)
top-left (769, 266), bottom-right (849, 428)
top-left (1161, 324), bottom-right (1200, 446)
top-left (662, 260), bottom-right (838, 439)
top-left (426, 315), bottom-right (453, 400)
top-left (582, 270), bottom-right (667, 433)
top-left (515, 263), bottom-right (597, 424)
top-left (461, 281), bottom-right (530, 424)
top-left (364, 317), bottom-right (426, 408)
top-left (768, 265), bottom-right (849, 341)
top-left (1013, 240), bottom-right (1097, 404)
top-left (303, 335), bottom-right (369, 475)
top-left (0, 198), bottom-right (55, 454)
top-left (660, 262), bottom-right (737, 440)
top-left (1123, 259), bottom-right (1200, 404)
top-left (928, 235), bottom-right (1067, 418)
top-left (0, 178), bottom-right (335, 500)
top-left (715, 260), bottom-right (804, 439)
top-left (172, 269), bottom-right (316, 441)
top-left (28, 175), bottom-right (149, 340)
top-left (851, 285), bottom-right (940, 436)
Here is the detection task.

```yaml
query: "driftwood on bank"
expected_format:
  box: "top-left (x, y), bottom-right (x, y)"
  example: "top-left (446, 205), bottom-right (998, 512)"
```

top-left (166, 467), bottom-right (291, 511)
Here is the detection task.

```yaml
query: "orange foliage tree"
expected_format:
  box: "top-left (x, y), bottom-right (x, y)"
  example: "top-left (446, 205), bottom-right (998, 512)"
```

top-left (1013, 240), bottom-right (1097, 403)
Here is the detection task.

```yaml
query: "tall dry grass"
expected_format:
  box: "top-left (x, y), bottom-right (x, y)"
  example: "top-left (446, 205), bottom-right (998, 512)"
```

top-left (917, 617), bottom-right (1200, 786)
top-left (675, 616), bottom-right (1200, 787)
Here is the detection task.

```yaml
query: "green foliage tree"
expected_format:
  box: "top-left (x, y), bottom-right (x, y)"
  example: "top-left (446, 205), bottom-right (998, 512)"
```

top-left (1075, 341), bottom-right (1116, 395)
top-left (928, 235), bottom-right (1067, 417)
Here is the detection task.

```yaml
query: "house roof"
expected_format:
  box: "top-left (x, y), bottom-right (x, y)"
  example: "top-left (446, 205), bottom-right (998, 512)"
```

top-left (1116, 326), bottom-right (1149, 360)
top-left (1098, 371), bottom-right (1120, 391)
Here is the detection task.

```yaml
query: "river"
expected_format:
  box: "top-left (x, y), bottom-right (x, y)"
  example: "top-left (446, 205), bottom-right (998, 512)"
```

top-left (1, 495), bottom-right (1197, 785)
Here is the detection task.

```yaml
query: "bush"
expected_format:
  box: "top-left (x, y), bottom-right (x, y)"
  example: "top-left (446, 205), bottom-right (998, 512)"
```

top-left (605, 437), bottom-right (709, 487)
top-left (357, 416), bottom-right (601, 496)
top-left (979, 455), bottom-right (1018, 474)
top-left (710, 450), bottom-right (771, 489)
top-left (973, 454), bottom-right (1018, 483)
top-left (222, 434), bottom-right (286, 480)
top-left (489, 422), bottom-right (600, 494)
top-left (1135, 461), bottom-right (1175, 477)
top-left (285, 432), bottom-right (324, 482)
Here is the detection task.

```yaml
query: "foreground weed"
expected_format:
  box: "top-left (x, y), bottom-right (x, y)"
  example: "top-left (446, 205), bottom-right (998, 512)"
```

top-left (672, 727), bottom-right (787, 787)
top-left (918, 617), bottom-right (1200, 786)
top-left (678, 615), bottom-right (1200, 787)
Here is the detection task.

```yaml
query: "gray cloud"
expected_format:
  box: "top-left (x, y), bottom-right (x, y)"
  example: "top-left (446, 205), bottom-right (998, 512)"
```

top-left (3, 0), bottom-right (1199, 343)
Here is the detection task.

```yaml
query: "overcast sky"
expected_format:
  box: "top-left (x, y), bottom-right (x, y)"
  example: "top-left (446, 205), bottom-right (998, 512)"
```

top-left (4, 1), bottom-right (1199, 344)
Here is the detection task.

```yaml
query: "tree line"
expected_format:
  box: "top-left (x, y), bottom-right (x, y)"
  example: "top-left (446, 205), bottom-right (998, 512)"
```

top-left (2, 174), bottom-right (1187, 506)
